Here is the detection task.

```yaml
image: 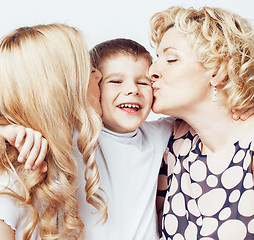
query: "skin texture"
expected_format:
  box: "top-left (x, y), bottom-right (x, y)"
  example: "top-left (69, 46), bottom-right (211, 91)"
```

top-left (99, 54), bottom-right (153, 133)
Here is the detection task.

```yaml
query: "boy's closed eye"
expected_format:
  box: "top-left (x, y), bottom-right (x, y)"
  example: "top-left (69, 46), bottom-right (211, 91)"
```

top-left (109, 80), bottom-right (122, 84)
top-left (137, 81), bottom-right (151, 86)
top-left (137, 78), bottom-right (152, 86)
top-left (167, 59), bottom-right (178, 63)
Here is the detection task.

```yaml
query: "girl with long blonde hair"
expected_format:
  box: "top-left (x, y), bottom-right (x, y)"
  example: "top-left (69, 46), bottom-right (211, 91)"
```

top-left (0, 24), bottom-right (107, 239)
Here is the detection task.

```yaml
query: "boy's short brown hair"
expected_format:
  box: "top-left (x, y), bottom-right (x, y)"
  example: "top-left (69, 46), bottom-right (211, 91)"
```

top-left (90, 38), bottom-right (153, 70)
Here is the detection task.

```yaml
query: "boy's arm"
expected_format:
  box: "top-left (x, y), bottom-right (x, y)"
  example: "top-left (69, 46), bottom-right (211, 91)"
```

top-left (0, 125), bottom-right (48, 173)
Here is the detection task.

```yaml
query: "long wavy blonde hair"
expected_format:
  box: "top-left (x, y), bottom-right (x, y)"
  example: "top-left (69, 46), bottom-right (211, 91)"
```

top-left (0, 24), bottom-right (107, 239)
top-left (150, 6), bottom-right (254, 109)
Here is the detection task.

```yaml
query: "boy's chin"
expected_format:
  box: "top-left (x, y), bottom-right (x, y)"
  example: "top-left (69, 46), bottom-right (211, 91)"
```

top-left (107, 122), bottom-right (143, 134)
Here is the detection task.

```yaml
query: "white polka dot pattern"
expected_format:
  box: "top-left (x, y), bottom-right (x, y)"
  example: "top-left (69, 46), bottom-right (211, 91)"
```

top-left (218, 207), bottom-right (231, 221)
top-left (161, 120), bottom-right (254, 239)
top-left (248, 219), bottom-right (254, 233)
top-left (206, 175), bottom-right (218, 188)
top-left (217, 220), bottom-right (247, 240)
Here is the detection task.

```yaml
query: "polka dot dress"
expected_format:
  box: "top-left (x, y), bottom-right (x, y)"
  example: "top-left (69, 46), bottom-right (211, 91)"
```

top-left (162, 120), bottom-right (254, 240)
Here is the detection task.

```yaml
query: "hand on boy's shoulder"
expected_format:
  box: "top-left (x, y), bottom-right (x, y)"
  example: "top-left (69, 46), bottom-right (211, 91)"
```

top-left (232, 108), bottom-right (254, 121)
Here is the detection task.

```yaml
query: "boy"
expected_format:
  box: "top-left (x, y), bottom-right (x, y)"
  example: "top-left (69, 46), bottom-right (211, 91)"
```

top-left (74, 38), bottom-right (174, 240)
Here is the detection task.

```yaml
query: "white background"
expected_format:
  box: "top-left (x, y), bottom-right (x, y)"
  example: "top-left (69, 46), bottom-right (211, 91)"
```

top-left (0, 0), bottom-right (253, 120)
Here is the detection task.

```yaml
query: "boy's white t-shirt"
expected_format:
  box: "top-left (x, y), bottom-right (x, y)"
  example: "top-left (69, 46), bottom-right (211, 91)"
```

top-left (0, 117), bottom-right (173, 239)
top-left (74, 117), bottom-right (174, 240)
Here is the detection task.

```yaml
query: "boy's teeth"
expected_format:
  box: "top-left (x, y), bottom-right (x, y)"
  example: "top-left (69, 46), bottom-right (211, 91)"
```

top-left (119, 104), bottom-right (140, 109)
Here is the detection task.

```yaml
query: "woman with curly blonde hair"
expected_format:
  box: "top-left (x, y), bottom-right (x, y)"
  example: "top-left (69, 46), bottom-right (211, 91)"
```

top-left (149, 6), bottom-right (254, 239)
top-left (0, 24), bottom-right (107, 239)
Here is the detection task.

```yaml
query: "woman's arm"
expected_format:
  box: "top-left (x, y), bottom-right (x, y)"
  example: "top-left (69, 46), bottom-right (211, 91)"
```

top-left (0, 220), bottom-right (15, 240)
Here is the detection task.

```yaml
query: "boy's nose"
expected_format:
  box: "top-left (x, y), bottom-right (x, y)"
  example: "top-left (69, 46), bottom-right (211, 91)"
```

top-left (124, 83), bottom-right (140, 96)
top-left (127, 90), bottom-right (140, 96)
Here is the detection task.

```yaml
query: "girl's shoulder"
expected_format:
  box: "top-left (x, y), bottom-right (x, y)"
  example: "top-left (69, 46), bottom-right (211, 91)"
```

top-left (0, 171), bottom-right (23, 231)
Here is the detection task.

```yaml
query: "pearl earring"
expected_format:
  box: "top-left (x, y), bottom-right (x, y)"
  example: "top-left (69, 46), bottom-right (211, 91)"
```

top-left (211, 82), bottom-right (218, 102)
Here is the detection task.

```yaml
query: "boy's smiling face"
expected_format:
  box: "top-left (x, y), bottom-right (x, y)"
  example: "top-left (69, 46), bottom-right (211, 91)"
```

top-left (99, 54), bottom-right (153, 133)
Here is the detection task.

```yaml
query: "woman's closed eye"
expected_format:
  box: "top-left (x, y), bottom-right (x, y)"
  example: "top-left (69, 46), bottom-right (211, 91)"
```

top-left (165, 52), bottom-right (178, 63)
top-left (137, 81), bottom-right (151, 86)
top-left (167, 59), bottom-right (178, 63)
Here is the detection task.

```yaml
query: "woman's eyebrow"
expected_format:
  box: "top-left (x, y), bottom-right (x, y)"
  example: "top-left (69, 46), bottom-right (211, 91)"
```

top-left (156, 46), bottom-right (177, 56)
top-left (163, 46), bottom-right (177, 53)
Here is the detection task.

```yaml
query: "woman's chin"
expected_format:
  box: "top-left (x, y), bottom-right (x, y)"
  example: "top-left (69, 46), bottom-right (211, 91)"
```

top-left (151, 104), bottom-right (164, 114)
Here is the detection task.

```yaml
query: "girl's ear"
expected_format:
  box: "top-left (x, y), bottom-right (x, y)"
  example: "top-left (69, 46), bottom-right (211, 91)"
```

top-left (211, 65), bottom-right (228, 85)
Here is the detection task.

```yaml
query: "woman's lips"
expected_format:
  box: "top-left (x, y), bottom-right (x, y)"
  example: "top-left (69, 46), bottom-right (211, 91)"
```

top-left (152, 87), bottom-right (160, 94)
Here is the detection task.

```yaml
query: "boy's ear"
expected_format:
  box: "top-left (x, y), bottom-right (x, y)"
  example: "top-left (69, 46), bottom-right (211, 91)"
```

top-left (211, 65), bottom-right (228, 85)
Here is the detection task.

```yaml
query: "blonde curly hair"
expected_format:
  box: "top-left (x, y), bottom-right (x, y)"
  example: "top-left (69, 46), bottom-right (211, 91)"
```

top-left (150, 6), bottom-right (254, 109)
top-left (0, 24), bottom-right (107, 239)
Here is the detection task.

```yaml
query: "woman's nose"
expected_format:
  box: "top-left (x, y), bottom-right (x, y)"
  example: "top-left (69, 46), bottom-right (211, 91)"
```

top-left (149, 62), bottom-right (161, 82)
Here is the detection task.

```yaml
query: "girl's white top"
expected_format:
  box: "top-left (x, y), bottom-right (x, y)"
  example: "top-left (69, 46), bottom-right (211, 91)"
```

top-left (0, 171), bottom-right (40, 239)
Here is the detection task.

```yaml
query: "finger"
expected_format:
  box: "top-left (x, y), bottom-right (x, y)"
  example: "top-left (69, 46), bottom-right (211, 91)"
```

top-left (240, 108), bottom-right (254, 121)
top-left (232, 113), bottom-right (240, 120)
top-left (14, 126), bottom-right (26, 148)
top-left (232, 109), bottom-right (244, 120)
top-left (31, 138), bottom-right (48, 171)
top-left (24, 131), bottom-right (42, 170)
top-left (38, 162), bottom-right (48, 173)
top-left (0, 125), bottom-right (18, 146)
top-left (240, 113), bottom-right (249, 121)
top-left (18, 128), bottom-right (34, 164)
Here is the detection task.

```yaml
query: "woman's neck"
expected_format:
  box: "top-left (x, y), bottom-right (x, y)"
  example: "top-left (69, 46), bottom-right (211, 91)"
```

top-left (178, 101), bottom-right (254, 154)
